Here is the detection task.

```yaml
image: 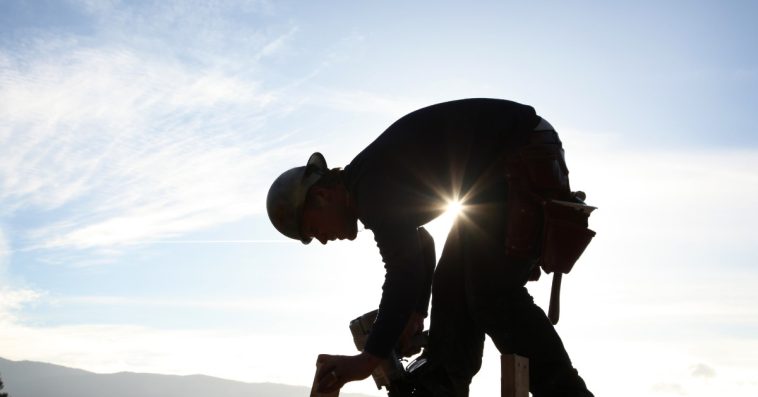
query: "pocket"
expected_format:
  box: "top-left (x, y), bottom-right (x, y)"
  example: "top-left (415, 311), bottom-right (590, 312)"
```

top-left (539, 200), bottom-right (596, 274)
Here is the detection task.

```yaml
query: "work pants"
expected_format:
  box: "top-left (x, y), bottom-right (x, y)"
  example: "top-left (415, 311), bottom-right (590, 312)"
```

top-left (423, 136), bottom-right (594, 397)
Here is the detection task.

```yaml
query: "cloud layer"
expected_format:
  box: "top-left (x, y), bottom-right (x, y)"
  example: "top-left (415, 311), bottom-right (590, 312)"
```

top-left (0, 34), bottom-right (313, 255)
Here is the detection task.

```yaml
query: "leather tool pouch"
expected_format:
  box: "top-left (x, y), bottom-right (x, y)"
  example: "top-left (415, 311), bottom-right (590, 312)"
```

top-left (539, 201), bottom-right (596, 274)
top-left (504, 141), bottom-right (569, 259)
top-left (505, 140), bottom-right (595, 274)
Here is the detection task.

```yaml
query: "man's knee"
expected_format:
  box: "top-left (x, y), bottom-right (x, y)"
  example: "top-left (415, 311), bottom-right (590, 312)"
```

top-left (467, 286), bottom-right (535, 329)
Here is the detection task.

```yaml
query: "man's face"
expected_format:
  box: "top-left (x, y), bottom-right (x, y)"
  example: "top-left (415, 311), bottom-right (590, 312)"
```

top-left (300, 186), bottom-right (358, 245)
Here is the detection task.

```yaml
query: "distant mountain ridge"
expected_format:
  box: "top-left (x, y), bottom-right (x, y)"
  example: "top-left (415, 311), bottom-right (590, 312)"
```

top-left (0, 357), bottom-right (379, 397)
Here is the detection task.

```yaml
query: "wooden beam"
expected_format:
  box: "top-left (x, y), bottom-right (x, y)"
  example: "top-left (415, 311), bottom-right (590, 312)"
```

top-left (501, 354), bottom-right (529, 397)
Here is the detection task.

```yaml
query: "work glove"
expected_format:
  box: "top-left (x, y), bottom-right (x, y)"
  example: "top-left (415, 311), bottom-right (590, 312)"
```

top-left (397, 311), bottom-right (426, 357)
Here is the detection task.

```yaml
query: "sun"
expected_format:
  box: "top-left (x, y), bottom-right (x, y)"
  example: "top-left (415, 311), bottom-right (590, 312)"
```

top-left (424, 199), bottom-right (466, 253)
top-left (446, 200), bottom-right (463, 217)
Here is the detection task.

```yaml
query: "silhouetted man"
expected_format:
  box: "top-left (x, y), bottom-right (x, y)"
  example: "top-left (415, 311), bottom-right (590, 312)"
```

top-left (267, 98), bottom-right (594, 397)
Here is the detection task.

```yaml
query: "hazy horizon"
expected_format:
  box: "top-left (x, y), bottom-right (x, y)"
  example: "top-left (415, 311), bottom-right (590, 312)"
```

top-left (0, 356), bottom-right (377, 397)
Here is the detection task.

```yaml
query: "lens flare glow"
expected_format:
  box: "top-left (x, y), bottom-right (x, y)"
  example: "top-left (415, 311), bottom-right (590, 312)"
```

top-left (424, 199), bottom-right (465, 252)
top-left (446, 200), bottom-right (463, 216)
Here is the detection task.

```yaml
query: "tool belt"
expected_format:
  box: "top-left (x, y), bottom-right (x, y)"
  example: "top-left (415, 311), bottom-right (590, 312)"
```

top-left (504, 130), bottom-right (596, 278)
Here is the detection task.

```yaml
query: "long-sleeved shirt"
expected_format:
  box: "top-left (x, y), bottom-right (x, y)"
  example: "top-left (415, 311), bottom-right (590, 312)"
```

top-left (342, 98), bottom-right (541, 358)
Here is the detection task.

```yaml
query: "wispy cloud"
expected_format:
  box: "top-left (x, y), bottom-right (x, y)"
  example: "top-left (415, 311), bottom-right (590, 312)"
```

top-left (72, 0), bottom-right (276, 52)
top-left (256, 25), bottom-right (299, 61)
top-left (51, 294), bottom-right (324, 313)
top-left (0, 43), bottom-right (307, 252)
top-left (691, 363), bottom-right (716, 379)
top-left (0, 287), bottom-right (42, 323)
top-left (0, 0), bottom-right (318, 258)
top-left (0, 228), bottom-right (8, 282)
top-left (1, 51), bottom-right (420, 257)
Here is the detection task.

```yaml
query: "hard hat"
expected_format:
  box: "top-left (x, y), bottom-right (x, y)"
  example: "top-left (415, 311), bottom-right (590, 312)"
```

top-left (266, 152), bottom-right (328, 244)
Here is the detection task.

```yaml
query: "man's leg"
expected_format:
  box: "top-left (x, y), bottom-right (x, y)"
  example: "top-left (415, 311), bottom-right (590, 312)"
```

top-left (463, 188), bottom-right (594, 397)
top-left (421, 222), bottom-right (486, 397)
top-left (472, 285), bottom-right (593, 396)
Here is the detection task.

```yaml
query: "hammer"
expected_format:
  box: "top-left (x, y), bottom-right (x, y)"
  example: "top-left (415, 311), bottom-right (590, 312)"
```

top-left (547, 273), bottom-right (562, 325)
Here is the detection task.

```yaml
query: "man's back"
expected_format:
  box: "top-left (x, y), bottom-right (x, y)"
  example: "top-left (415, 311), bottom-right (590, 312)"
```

top-left (344, 98), bottom-right (540, 230)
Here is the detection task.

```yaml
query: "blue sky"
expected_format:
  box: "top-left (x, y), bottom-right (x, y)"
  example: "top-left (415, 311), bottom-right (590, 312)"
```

top-left (1, 1), bottom-right (757, 396)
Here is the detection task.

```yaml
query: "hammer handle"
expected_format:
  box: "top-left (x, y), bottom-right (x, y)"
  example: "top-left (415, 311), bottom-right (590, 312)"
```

top-left (548, 273), bottom-right (562, 325)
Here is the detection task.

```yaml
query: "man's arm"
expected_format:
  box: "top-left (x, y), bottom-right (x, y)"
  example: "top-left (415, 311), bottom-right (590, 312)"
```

top-left (397, 227), bottom-right (436, 357)
top-left (315, 225), bottom-right (428, 393)
top-left (363, 224), bottom-right (427, 358)
top-left (415, 226), bottom-right (436, 316)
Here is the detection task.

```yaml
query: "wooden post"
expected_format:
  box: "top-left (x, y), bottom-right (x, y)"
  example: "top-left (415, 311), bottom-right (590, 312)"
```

top-left (501, 354), bottom-right (529, 397)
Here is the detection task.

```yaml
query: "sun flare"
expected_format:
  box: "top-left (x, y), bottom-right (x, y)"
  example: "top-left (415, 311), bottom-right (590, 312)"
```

top-left (423, 199), bottom-right (466, 252)
top-left (446, 200), bottom-right (463, 216)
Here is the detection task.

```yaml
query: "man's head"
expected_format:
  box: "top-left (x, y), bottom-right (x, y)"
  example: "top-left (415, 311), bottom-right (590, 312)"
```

top-left (266, 152), bottom-right (357, 245)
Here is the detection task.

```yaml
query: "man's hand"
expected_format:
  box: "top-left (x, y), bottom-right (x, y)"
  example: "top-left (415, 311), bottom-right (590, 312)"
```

top-left (316, 352), bottom-right (381, 393)
top-left (397, 311), bottom-right (425, 357)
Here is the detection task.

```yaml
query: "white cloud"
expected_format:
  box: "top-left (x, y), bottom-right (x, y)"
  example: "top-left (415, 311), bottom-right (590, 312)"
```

top-left (52, 295), bottom-right (325, 314)
top-left (0, 228), bottom-right (8, 282)
top-left (0, 287), bottom-right (43, 324)
top-left (691, 363), bottom-right (716, 379)
top-left (256, 26), bottom-right (299, 60)
top-left (28, 140), bottom-right (295, 250)
top-left (73, 0), bottom-right (275, 38)
top-left (0, 39), bottom-right (315, 254)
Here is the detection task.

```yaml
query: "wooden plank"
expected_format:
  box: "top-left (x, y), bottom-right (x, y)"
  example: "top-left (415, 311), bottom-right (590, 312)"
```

top-left (501, 354), bottom-right (529, 397)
